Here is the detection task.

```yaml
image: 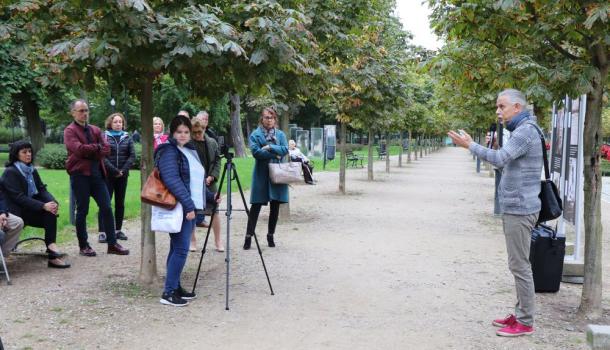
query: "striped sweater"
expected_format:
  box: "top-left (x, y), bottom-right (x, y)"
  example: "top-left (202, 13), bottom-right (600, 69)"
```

top-left (469, 118), bottom-right (543, 215)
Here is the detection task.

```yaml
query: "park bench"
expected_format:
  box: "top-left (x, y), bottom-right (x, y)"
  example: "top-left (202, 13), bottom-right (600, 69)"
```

top-left (346, 151), bottom-right (364, 168)
top-left (377, 147), bottom-right (387, 160)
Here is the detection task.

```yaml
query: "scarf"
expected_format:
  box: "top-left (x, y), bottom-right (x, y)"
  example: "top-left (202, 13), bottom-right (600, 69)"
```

top-left (14, 161), bottom-right (38, 198)
top-left (107, 130), bottom-right (125, 138)
top-left (154, 133), bottom-right (165, 144)
top-left (262, 127), bottom-right (276, 144)
top-left (505, 110), bottom-right (531, 132)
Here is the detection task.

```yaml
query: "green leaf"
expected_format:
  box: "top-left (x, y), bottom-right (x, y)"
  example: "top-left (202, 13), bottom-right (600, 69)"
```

top-left (250, 49), bottom-right (268, 65)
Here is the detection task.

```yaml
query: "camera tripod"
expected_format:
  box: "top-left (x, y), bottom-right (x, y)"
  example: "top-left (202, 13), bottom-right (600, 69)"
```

top-left (191, 152), bottom-right (274, 310)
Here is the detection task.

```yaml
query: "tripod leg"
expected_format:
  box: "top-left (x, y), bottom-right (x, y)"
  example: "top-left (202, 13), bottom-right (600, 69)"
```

top-left (192, 163), bottom-right (228, 294)
top-left (232, 167), bottom-right (275, 296)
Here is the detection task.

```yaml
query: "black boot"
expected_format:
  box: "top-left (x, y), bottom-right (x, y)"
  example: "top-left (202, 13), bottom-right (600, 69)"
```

top-left (267, 234), bottom-right (275, 248)
top-left (243, 236), bottom-right (252, 250)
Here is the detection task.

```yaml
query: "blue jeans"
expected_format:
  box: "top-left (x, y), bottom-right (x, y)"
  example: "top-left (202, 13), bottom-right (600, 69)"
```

top-left (164, 215), bottom-right (195, 293)
top-left (71, 174), bottom-right (117, 248)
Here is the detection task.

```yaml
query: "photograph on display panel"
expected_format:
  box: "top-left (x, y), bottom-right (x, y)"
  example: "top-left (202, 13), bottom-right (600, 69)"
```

top-left (550, 104), bottom-right (565, 188)
top-left (563, 97), bottom-right (582, 225)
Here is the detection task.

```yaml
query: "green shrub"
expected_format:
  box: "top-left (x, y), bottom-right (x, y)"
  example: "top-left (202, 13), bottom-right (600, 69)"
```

top-left (36, 144), bottom-right (67, 169)
top-left (0, 128), bottom-right (24, 144)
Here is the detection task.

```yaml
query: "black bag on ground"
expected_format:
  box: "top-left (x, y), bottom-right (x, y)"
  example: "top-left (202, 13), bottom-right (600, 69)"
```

top-left (529, 123), bottom-right (563, 223)
top-left (529, 224), bottom-right (565, 293)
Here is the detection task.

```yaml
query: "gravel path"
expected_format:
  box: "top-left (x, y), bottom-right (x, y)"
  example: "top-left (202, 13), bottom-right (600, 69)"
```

top-left (1, 147), bottom-right (609, 349)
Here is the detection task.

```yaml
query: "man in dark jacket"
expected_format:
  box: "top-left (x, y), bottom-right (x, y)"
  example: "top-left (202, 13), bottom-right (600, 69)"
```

top-left (64, 99), bottom-right (129, 257)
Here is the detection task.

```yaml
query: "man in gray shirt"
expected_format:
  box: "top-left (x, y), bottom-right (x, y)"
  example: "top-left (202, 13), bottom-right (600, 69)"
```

top-left (448, 89), bottom-right (543, 337)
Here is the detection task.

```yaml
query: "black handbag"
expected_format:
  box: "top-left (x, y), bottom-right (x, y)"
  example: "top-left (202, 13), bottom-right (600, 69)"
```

top-left (529, 123), bottom-right (563, 223)
top-left (530, 224), bottom-right (565, 292)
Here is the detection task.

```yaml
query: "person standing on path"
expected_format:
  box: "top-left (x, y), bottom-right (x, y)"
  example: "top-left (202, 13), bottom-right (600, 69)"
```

top-left (64, 99), bottom-right (130, 257)
top-left (447, 89), bottom-right (542, 337)
top-left (243, 107), bottom-right (289, 250)
top-left (191, 112), bottom-right (223, 252)
top-left (155, 115), bottom-right (203, 306)
top-left (98, 113), bottom-right (135, 243)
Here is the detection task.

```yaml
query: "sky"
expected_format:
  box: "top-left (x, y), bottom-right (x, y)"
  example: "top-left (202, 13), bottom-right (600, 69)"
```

top-left (394, 0), bottom-right (442, 50)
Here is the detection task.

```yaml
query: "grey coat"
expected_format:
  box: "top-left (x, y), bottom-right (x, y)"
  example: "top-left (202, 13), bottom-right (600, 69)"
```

top-left (469, 118), bottom-right (543, 215)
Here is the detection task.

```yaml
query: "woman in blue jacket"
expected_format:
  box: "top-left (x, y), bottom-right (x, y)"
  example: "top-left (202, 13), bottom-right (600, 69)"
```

top-left (155, 115), bottom-right (205, 307)
top-left (243, 107), bottom-right (289, 250)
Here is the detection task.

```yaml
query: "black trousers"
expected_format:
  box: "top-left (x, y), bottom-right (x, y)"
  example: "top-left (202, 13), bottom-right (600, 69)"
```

top-left (20, 209), bottom-right (57, 247)
top-left (294, 158), bottom-right (313, 183)
top-left (246, 201), bottom-right (281, 237)
top-left (71, 174), bottom-right (117, 248)
top-left (98, 175), bottom-right (128, 232)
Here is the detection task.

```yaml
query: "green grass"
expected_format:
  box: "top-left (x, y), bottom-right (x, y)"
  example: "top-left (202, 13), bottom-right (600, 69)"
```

top-left (602, 159), bottom-right (610, 176)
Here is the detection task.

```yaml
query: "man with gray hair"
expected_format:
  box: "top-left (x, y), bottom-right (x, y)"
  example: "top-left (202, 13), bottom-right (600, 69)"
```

top-left (448, 88), bottom-right (543, 337)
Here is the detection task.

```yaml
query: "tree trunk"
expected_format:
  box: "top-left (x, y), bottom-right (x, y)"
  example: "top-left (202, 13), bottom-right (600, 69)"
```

top-left (414, 134), bottom-right (418, 161)
top-left (229, 93), bottom-right (247, 157)
top-left (407, 129), bottom-right (412, 163)
top-left (419, 135), bottom-right (423, 158)
top-left (339, 122), bottom-right (347, 194)
top-left (385, 132), bottom-right (390, 173)
top-left (425, 135), bottom-right (429, 155)
top-left (18, 91), bottom-right (45, 154)
top-left (279, 112), bottom-right (290, 218)
top-left (578, 48), bottom-right (607, 318)
top-left (367, 129), bottom-right (374, 181)
top-left (398, 131), bottom-right (403, 167)
top-left (138, 73), bottom-right (158, 285)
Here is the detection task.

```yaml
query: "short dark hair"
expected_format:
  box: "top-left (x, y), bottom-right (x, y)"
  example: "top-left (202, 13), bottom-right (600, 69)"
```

top-left (7, 140), bottom-right (34, 166)
top-left (169, 114), bottom-right (192, 136)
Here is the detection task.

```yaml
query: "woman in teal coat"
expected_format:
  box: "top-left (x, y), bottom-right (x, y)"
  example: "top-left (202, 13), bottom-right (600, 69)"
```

top-left (243, 107), bottom-right (289, 250)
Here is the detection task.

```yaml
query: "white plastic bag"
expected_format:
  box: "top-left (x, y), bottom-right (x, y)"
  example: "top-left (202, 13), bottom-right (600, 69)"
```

top-left (151, 202), bottom-right (183, 233)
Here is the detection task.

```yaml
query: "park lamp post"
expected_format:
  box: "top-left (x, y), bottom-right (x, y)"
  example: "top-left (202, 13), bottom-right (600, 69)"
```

top-left (110, 98), bottom-right (116, 112)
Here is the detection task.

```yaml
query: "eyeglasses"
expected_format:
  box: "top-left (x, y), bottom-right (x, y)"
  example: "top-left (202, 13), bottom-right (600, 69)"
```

top-left (74, 109), bottom-right (89, 113)
top-left (262, 116), bottom-right (275, 120)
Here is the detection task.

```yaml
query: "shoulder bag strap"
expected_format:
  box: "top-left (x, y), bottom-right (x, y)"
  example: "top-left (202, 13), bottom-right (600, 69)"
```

top-left (526, 121), bottom-right (550, 181)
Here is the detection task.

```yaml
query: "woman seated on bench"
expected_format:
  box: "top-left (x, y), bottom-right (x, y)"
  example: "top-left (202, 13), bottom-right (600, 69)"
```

top-left (1, 141), bottom-right (70, 268)
top-left (288, 140), bottom-right (314, 185)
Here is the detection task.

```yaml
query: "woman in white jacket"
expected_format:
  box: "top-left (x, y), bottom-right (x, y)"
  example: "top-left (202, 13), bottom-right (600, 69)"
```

top-left (288, 140), bottom-right (314, 185)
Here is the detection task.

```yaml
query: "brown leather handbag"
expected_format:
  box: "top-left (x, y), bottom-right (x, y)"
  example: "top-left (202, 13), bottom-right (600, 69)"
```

top-left (141, 167), bottom-right (177, 209)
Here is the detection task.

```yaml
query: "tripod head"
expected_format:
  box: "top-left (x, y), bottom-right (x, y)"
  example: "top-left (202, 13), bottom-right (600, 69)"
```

top-left (217, 135), bottom-right (233, 161)
top-left (223, 151), bottom-right (235, 161)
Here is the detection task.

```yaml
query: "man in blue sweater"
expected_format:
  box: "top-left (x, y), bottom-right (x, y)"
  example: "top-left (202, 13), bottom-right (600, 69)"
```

top-left (448, 89), bottom-right (543, 337)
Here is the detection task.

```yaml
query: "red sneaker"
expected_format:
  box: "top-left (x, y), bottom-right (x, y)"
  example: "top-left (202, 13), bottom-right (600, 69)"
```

top-left (492, 314), bottom-right (516, 327)
top-left (496, 321), bottom-right (534, 337)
